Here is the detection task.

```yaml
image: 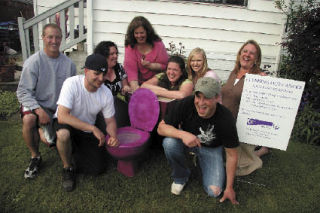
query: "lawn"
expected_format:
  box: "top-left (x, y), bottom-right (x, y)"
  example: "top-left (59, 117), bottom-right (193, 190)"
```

top-left (0, 115), bottom-right (319, 213)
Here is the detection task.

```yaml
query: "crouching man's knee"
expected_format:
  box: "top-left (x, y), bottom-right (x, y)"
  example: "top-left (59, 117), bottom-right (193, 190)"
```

top-left (22, 113), bottom-right (37, 129)
top-left (56, 129), bottom-right (71, 143)
top-left (208, 185), bottom-right (222, 198)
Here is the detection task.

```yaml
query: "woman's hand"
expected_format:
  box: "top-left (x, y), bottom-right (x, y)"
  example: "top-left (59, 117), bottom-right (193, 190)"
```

top-left (141, 58), bottom-right (151, 69)
top-left (129, 80), bottom-right (140, 92)
top-left (121, 85), bottom-right (132, 95)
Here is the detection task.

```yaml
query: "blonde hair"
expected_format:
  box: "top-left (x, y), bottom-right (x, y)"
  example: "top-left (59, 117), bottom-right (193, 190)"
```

top-left (234, 40), bottom-right (262, 74)
top-left (187, 47), bottom-right (209, 84)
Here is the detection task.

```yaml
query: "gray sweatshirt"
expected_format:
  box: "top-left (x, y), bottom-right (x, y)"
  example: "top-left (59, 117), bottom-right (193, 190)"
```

top-left (17, 50), bottom-right (76, 112)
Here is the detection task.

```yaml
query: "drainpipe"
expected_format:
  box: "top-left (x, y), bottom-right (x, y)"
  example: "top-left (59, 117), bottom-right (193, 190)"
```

top-left (87, 0), bottom-right (93, 55)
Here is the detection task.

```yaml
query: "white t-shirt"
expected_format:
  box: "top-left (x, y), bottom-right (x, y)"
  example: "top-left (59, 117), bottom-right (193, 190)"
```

top-left (56, 75), bottom-right (115, 125)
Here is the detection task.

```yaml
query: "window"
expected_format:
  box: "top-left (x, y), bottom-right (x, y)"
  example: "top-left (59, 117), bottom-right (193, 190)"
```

top-left (179, 0), bottom-right (247, 6)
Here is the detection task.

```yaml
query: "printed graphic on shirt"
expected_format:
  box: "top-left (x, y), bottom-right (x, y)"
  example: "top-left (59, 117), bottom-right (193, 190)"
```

top-left (197, 125), bottom-right (216, 146)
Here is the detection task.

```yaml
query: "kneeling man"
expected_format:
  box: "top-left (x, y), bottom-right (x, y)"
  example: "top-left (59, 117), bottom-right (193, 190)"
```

top-left (158, 77), bottom-right (239, 204)
top-left (55, 54), bottom-right (119, 192)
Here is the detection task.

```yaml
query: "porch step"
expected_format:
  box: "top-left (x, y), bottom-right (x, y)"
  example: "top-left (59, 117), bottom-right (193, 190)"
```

top-left (67, 48), bottom-right (87, 75)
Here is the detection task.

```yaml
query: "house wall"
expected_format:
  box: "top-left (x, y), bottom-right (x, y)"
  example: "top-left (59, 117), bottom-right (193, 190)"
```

top-left (35, 0), bottom-right (286, 80)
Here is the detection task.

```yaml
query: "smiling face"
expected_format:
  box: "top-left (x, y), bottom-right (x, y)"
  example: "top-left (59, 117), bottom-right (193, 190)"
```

top-left (194, 92), bottom-right (217, 119)
top-left (239, 43), bottom-right (258, 70)
top-left (166, 62), bottom-right (183, 86)
top-left (134, 26), bottom-right (147, 44)
top-left (107, 46), bottom-right (118, 68)
top-left (84, 69), bottom-right (105, 92)
top-left (42, 26), bottom-right (62, 58)
top-left (190, 53), bottom-right (204, 73)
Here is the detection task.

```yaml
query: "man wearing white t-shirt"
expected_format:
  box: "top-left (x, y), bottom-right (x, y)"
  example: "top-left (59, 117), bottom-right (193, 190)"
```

top-left (54, 54), bottom-right (119, 192)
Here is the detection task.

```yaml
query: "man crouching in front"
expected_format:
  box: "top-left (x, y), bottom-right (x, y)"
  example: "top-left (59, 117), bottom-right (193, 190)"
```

top-left (157, 77), bottom-right (239, 204)
top-left (54, 54), bottom-right (119, 192)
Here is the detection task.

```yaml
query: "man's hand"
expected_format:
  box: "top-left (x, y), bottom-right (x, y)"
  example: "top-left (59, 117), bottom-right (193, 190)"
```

top-left (92, 126), bottom-right (106, 147)
top-left (107, 136), bottom-right (119, 147)
top-left (34, 108), bottom-right (50, 125)
top-left (181, 131), bottom-right (201, 148)
top-left (220, 187), bottom-right (239, 205)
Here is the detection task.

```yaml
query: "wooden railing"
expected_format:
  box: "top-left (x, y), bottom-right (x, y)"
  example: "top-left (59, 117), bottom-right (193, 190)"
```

top-left (18, 0), bottom-right (86, 61)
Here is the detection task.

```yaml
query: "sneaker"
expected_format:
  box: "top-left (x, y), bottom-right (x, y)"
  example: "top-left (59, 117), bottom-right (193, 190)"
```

top-left (171, 182), bottom-right (186, 195)
top-left (24, 156), bottom-right (42, 179)
top-left (62, 167), bottom-right (75, 192)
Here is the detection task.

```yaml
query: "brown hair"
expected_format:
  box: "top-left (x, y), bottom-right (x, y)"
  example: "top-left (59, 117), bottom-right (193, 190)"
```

top-left (42, 23), bottom-right (62, 37)
top-left (233, 40), bottom-right (262, 74)
top-left (158, 55), bottom-right (188, 91)
top-left (124, 16), bottom-right (161, 48)
top-left (94, 41), bottom-right (118, 58)
top-left (186, 47), bottom-right (209, 84)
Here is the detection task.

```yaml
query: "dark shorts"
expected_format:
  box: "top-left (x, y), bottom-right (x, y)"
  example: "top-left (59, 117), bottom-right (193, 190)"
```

top-left (53, 118), bottom-right (107, 175)
top-left (52, 118), bottom-right (72, 132)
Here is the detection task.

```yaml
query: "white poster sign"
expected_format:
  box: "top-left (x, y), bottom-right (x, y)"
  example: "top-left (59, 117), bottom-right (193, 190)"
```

top-left (236, 74), bottom-right (305, 150)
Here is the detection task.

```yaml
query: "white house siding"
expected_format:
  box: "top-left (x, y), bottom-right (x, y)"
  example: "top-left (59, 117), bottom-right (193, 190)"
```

top-left (34, 0), bottom-right (286, 80)
top-left (90, 0), bottom-right (285, 80)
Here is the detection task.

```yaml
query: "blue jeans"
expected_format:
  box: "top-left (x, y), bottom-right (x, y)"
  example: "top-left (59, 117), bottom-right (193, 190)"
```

top-left (162, 137), bottom-right (225, 197)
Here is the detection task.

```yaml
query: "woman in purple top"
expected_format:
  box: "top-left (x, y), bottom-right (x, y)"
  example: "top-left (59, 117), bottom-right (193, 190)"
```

top-left (124, 16), bottom-right (169, 92)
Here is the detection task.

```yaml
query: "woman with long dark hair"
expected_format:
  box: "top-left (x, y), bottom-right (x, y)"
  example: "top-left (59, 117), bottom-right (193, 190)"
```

top-left (141, 55), bottom-right (193, 100)
top-left (94, 41), bottom-right (131, 128)
top-left (124, 16), bottom-right (169, 92)
top-left (94, 41), bottom-right (131, 96)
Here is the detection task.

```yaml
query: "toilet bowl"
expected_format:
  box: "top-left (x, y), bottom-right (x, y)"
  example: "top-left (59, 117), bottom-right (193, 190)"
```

top-left (106, 88), bottom-right (159, 177)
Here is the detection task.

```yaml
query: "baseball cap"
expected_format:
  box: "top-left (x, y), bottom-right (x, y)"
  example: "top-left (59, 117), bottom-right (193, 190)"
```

top-left (84, 54), bottom-right (107, 73)
top-left (195, 77), bottom-right (221, 99)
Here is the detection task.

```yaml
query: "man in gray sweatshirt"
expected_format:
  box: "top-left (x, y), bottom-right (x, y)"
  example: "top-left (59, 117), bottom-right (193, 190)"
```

top-left (16, 23), bottom-right (76, 179)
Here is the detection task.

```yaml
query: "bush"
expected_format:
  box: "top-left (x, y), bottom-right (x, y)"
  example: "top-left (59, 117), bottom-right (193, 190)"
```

top-left (291, 104), bottom-right (320, 145)
top-left (0, 90), bottom-right (20, 120)
top-left (276, 0), bottom-right (320, 145)
top-left (276, 0), bottom-right (320, 110)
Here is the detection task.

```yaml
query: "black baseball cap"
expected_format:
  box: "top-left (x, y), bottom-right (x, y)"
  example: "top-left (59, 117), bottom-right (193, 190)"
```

top-left (84, 54), bottom-right (107, 73)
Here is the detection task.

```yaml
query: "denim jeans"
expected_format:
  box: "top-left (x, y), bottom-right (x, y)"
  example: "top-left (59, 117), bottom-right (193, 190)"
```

top-left (162, 137), bottom-right (225, 197)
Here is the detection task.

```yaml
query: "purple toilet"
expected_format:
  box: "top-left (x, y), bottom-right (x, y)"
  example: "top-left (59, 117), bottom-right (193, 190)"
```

top-left (106, 88), bottom-right (159, 177)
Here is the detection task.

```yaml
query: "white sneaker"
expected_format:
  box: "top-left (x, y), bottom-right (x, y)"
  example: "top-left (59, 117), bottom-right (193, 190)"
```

top-left (171, 182), bottom-right (186, 195)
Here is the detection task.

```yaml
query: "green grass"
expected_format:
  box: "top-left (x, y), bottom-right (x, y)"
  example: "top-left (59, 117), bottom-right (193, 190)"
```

top-left (1, 116), bottom-right (320, 213)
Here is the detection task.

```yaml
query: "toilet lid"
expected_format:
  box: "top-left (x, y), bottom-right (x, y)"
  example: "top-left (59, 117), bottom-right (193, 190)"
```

top-left (129, 88), bottom-right (159, 132)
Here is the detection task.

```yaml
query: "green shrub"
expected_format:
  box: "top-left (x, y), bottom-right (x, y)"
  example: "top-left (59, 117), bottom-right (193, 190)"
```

top-left (292, 104), bottom-right (320, 145)
top-left (276, 0), bottom-right (320, 145)
top-left (0, 90), bottom-right (20, 120)
top-left (276, 0), bottom-right (320, 110)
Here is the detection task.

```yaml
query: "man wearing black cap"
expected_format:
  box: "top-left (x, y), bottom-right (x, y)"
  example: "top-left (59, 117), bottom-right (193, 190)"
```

top-left (158, 77), bottom-right (239, 204)
top-left (54, 54), bottom-right (119, 192)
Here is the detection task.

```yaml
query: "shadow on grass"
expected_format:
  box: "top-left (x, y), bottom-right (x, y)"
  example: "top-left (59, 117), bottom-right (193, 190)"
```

top-left (0, 117), bottom-right (320, 212)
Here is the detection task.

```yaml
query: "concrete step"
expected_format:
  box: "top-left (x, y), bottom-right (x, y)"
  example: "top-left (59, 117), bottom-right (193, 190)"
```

top-left (67, 49), bottom-right (87, 75)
